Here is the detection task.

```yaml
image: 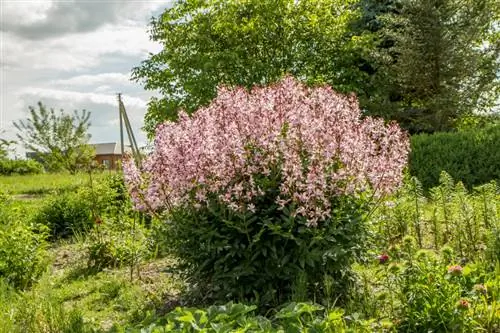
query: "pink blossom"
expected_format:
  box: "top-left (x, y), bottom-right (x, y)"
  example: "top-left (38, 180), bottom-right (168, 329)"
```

top-left (124, 77), bottom-right (410, 225)
top-left (447, 265), bottom-right (463, 276)
top-left (377, 253), bottom-right (390, 264)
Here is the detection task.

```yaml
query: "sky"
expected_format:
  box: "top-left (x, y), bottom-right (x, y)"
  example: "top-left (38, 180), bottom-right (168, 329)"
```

top-left (0, 0), bottom-right (172, 157)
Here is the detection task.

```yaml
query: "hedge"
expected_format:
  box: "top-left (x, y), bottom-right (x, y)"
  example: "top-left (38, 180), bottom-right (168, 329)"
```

top-left (0, 159), bottom-right (44, 176)
top-left (409, 124), bottom-right (500, 190)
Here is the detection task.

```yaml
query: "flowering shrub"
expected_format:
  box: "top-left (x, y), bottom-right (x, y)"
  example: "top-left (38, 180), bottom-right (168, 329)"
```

top-left (124, 76), bottom-right (409, 226)
top-left (124, 77), bottom-right (409, 306)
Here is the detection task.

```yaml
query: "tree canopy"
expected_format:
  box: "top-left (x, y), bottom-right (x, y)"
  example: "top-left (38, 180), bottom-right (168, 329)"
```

top-left (134, 0), bottom-right (499, 135)
top-left (374, 0), bottom-right (500, 132)
top-left (133, 0), bottom-right (372, 136)
top-left (14, 102), bottom-right (94, 173)
top-left (0, 131), bottom-right (15, 160)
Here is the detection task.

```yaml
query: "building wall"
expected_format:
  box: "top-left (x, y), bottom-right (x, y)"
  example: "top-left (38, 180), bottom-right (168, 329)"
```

top-left (94, 154), bottom-right (122, 170)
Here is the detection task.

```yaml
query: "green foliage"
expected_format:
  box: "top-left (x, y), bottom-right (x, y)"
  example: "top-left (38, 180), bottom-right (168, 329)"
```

top-left (0, 158), bottom-right (44, 176)
top-left (0, 278), bottom-right (93, 333)
top-left (409, 125), bottom-right (500, 189)
top-left (0, 130), bottom-right (15, 159)
top-left (366, 0), bottom-right (499, 133)
top-left (86, 215), bottom-right (151, 273)
top-left (163, 179), bottom-right (369, 308)
top-left (33, 173), bottom-right (129, 239)
top-left (0, 195), bottom-right (49, 289)
top-left (454, 112), bottom-right (500, 132)
top-left (135, 0), bottom-right (499, 135)
top-left (35, 190), bottom-right (93, 239)
top-left (130, 301), bottom-right (384, 332)
top-left (133, 0), bottom-right (371, 137)
top-left (373, 172), bottom-right (499, 262)
top-left (14, 101), bottom-right (94, 173)
top-left (350, 245), bottom-right (500, 332)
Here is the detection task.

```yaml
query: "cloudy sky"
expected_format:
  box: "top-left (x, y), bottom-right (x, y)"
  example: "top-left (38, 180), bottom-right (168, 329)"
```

top-left (0, 0), bottom-right (171, 156)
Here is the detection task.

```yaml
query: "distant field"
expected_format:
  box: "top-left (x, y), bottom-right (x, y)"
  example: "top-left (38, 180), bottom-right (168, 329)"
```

top-left (0, 171), bottom-right (113, 195)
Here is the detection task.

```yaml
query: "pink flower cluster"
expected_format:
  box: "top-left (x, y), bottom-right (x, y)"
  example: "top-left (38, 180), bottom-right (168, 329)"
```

top-left (124, 77), bottom-right (409, 226)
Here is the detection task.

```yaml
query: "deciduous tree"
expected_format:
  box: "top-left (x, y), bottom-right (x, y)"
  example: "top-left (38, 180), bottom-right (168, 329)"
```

top-left (14, 102), bottom-right (94, 173)
top-left (133, 0), bottom-right (370, 137)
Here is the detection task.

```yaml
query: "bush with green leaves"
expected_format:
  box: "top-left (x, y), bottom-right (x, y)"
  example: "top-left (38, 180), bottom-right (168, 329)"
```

top-left (33, 173), bottom-right (129, 239)
top-left (86, 214), bottom-right (151, 273)
top-left (0, 194), bottom-right (49, 289)
top-left (166, 193), bottom-right (368, 307)
top-left (409, 124), bottom-right (500, 190)
top-left (124, 77), bottom-right (409, 307)
top-left (0, 158), bottom-right (44, 176)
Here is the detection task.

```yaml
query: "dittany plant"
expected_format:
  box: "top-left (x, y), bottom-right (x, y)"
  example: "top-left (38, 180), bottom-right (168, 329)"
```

top-left (124, 77), bottom-right (409, 306)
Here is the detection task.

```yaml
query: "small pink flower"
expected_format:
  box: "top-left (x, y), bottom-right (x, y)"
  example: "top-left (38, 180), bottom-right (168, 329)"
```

top-left (123, 76), bottom-right (410, 225)
top-left (377, 253), bottom-right (389, 264)
top-left (457, 299), bottom-right (469, 310)
top-left (447, 265), bottom-right (463, 276)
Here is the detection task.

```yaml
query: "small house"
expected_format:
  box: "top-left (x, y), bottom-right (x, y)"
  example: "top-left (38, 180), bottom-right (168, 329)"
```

top-left (93, 142), bottom-right (131, 169)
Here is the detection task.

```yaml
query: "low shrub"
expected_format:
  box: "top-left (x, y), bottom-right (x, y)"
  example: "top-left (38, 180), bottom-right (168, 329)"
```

top-left (0, 194), bottom-right (49, 289)
top-left (409, 124), bottom-right (500, 190)
top-left (33, 173), bottom-right (130, 239)
top-left (0, 159), bottom-right (44, 176)
top-left (34, 190), bottom-right (93, 239)
top-left (128, 302), bottom-right (382, 333)
top-left (86, 215), bottom-right (151, 273)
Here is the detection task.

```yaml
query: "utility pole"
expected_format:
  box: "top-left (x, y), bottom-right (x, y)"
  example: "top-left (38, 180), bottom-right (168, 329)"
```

top-left (117, 93), bottom-right (142, 165)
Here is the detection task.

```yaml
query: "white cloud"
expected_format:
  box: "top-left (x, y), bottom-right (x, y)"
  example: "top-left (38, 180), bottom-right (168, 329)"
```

top-left (18, 87), bottom-right (148, 108)
top-left (2, 23), bottom-right (162, 71)
top-left (2, 0), bottom-right (54, 27)
top-left (51, 72), bottom-right (131, 87)
top-left (0, 0), bottom-right (171, 156)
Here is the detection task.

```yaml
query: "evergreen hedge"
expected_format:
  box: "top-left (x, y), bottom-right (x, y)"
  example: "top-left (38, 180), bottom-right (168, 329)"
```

top-left (409, 125), bottom-right (500, 190)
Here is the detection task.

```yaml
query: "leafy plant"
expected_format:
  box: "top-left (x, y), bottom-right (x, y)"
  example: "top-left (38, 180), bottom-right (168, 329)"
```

top-left (124, 77), bottom-right (409, 307)
top-left (86, 215), bottom-right (151, 275)
top-left (410, 125), bottom-right (500, 190)
top-left (128, 301), bottom-right (381, 332)
top-left (33, 173), bottom-right (129, 239)
top-left (0, 159), bottom-right (44, 176)
top-left (0, 195), bottom-right (49, 289)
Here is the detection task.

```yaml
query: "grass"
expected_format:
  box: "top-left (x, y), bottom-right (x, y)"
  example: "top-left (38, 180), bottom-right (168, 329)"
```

top-left (0, 171), bottom-right (113, 195)
top-left (0, 241), bottom-right (182, 333)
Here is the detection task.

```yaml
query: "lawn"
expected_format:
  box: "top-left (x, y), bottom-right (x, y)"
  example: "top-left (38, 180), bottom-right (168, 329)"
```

top-left (0, 171), bottom-right (113, 195)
